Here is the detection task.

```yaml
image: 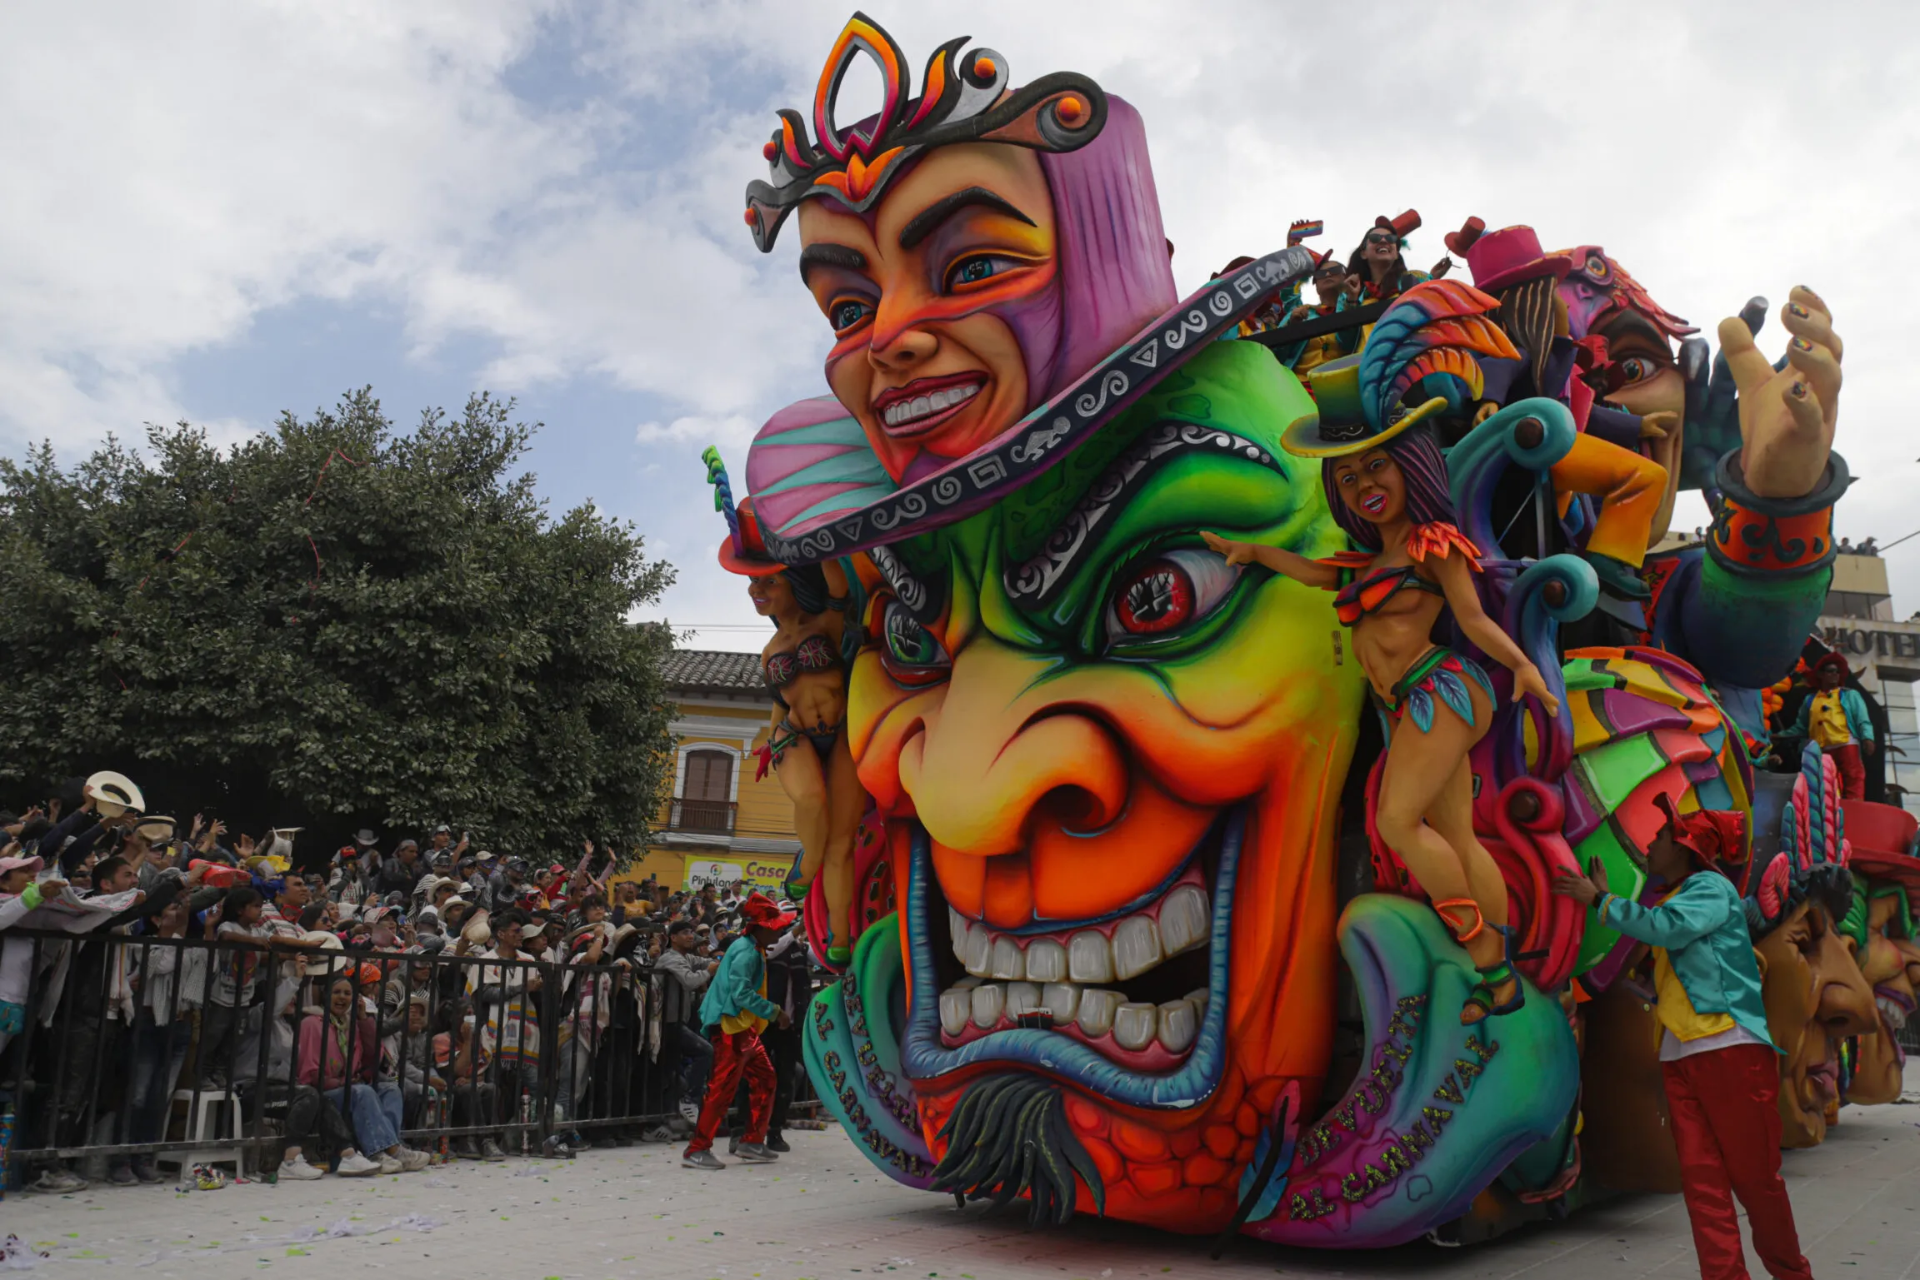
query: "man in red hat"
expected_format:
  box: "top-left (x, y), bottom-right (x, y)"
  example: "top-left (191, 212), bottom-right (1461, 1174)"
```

top-left (682, 891), bottom-right (795, 1170)
top-left (1555, 800), bottom-right (1813, 1280)
top-left (1446, 217), bottom-right (1671, 607)
top-left (1795, 652), bottom-right (1875, 798)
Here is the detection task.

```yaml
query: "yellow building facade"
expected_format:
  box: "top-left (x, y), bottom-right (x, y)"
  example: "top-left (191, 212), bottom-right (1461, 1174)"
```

top-left (619, 649), bottom-right (803, 893)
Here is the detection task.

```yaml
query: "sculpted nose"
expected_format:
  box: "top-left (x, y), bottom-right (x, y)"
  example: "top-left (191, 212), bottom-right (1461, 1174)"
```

top-left (899, 636), bottom-right (1126, 859)
top-left (869, 319), bottom-right (938, 373)
top-left (1816, 938), bottom-right (1879, 1037)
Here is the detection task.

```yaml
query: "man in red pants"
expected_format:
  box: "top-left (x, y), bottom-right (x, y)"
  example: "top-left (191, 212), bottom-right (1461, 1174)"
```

top-left (1557, 800), bottom-right (1813, 1280)
top-left (681, 893), bottom-right (794, 1170)
top-left (1794, 653), bottom-right (1875, 799)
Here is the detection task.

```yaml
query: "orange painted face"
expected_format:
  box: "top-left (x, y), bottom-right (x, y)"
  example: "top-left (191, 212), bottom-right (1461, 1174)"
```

top-left (797, 143), bottom-right (1058, 483)
top-left (1846, 890), bottom-right (1917, 1106)
top-left (1755, 902), bottom-right (1878, 1146)
top-left (847, 348), bottom-right (1366, 1229)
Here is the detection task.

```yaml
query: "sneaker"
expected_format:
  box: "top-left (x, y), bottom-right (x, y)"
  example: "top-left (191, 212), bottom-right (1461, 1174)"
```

top-left (397, 1148), bottom-right (432, 1173)
top-left (677, 1100), bottom-right (700, 1124)
top-left (132, 1158), bottom-right (163, 1184)
top-left (727, 1135), bottom-right (740, 1155)
top-left (566, 1132), bottom-right (592, 1152)
top-left (681, 1148), bottom-right (725, 1170)
top-left (453, 1137), bottom-right (482, 1161)
top-left (335, 1151), bottom-right (381, 1177)
top-left (480, 1138), bottom-right (507, 1162)
top-left (735, 1142), bottom-right (779, 1163)
top-left (279, 1155), bottom-right (325, 1181)
top-left (764, 1135), bottom-right (791, 1153)
top-left (107, 1164), bottom-right (139, 1187)
top-left (640, 1125), bottom-right (673, 1144)
top-left (540, 1135), bottom-right (576, 1160)
top-left (376, 1153), bottom-right (403, 1176)
top-left (32, 1168), bottom-right (86, 1194)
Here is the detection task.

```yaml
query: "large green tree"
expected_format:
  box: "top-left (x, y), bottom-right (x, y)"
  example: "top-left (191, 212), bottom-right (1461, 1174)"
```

top-left (0, 390), bottom-right (676, 865)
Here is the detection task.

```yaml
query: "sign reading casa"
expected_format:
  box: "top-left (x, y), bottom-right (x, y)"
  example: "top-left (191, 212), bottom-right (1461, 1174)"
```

top-left (683, 858), bottom-right (798, 891)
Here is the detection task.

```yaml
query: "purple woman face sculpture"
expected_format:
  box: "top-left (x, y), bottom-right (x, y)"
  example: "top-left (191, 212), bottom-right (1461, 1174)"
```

top-left (794, 98), bottom-right (1176, 484)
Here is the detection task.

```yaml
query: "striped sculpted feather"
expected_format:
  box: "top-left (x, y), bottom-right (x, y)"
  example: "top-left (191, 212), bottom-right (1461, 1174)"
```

top-left (1360, 281), bottom-right (1516, 429)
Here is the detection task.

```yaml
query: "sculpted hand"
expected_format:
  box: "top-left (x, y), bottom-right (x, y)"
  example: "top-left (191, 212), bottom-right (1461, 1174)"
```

top-left (1201, 531), bottom-right (1257, 568)
top-left (1512, 662), bottom-right (1561, 718)
top-left (1720, 286), bottom-right (1842, 498)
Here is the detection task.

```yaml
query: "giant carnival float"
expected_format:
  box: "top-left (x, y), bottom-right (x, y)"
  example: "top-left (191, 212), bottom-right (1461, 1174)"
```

top-left (696, 13), bottom-right (1915, 1249)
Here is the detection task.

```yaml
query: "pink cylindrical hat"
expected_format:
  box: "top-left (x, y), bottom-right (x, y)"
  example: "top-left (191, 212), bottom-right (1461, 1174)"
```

top-left (1453, 221), bottom-right (1575, 291)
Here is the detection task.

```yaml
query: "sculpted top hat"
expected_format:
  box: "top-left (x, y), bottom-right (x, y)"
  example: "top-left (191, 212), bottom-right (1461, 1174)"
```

top-left (1445, 218), bottom-right (1575, 292)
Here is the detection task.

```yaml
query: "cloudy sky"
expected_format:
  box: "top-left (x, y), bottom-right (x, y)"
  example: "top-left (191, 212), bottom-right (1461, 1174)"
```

top-left (5, 1), bottom-right (1916, 651)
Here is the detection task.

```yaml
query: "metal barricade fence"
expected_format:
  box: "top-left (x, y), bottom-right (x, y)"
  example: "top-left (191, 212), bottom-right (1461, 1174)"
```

top-left (0, 927), bottom-right (822, 1183)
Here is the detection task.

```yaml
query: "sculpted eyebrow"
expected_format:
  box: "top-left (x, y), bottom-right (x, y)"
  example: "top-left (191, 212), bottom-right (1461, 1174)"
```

top-left (897, 187), bottom-right (1036, 251)
top-left (799, 243), bottom-right (868, 283)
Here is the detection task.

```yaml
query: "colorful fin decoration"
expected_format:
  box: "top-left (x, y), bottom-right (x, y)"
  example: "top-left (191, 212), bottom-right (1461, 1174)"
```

top-left (1357, 280), bottom-right (1520, 434)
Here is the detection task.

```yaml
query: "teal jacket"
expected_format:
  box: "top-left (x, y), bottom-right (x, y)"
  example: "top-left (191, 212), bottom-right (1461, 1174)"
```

top-left (698, 936), bottom-right (782, 1030)
top-left (1600, 870), bottom-right (1777, 1052)
top-left (1793, 686), bottom-right (1874, 744)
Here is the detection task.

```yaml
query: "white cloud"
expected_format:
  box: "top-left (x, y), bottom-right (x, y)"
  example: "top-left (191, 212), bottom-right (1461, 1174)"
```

top-left (4, 0), bottom-right (1917, 612)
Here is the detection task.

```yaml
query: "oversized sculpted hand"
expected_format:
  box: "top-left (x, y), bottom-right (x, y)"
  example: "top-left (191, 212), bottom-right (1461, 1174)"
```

top-left (1721, 286), bottom-right (1842, 499)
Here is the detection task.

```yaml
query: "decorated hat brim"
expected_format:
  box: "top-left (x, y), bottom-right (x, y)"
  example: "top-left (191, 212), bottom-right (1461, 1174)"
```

top-left (1474, 253), bottom-right (1575, 292)
top-left (746, 245), bottom-right (1320, 565)
top-left (1280, 395), bottom-right (1449, 460)
top-left (717, 540), bottom-right (787, 578)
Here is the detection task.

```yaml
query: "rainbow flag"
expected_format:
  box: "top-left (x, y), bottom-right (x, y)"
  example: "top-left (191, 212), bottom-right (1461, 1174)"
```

top-left (1287, 219), bottom-right (1324, 245)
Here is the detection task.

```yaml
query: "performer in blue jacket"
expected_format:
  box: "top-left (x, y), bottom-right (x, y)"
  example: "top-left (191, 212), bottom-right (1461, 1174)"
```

top-left (1555, 799), bottom-right (1812, 1280)
top-left (681, 892), bottom-right (795, 1171)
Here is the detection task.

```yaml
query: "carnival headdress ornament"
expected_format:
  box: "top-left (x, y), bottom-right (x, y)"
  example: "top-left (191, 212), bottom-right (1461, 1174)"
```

top-left (743, 12), bottom-right (1109, 252)
top-left (1741, 742), bottom-right (1853, 937)
top-left (703, 446), bottom-right (785, 577)
top-left (1282, 279), bottom-right (1520, 458)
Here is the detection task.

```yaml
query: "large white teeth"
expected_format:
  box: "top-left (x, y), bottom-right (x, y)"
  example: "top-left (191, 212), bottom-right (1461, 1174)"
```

top-left (882, 382), bottom-right (981, 428)
top-left (1159, 885), bottom-right (1210, 957)
top-left (1111, 916), bottom-right (1164, 982)
top-left (1025, 937), bottom-right (1067, 983)
top-left (1157, 999), bottom-right (1197, 1053)
top-left (962, 922), bottom-right (990, 977)
top-left (1878, 996), bottom-right (1909, 1029)
top-left (1076, 988), bottom-right (1120, 1037)
top-left (940, 990), bottom-right (972, 1037)
top-left (970, 983), bottom-right (1005, 1029)
top-left (1113, 1002), bottom-right (1158, 1051)
top-left (941, 877), bottom-right (1214, 1052)
top-left (1068, 931), bottom-right (1114, 983)
top-left (990, 936), bottom-right (1026, 980)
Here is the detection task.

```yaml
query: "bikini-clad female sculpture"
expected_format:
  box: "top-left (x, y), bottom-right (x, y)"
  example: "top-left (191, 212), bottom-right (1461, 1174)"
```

top-left (1204, 407), bottom-right (1559, 1022)
top-left (706, 449), bottom-right (865, 965)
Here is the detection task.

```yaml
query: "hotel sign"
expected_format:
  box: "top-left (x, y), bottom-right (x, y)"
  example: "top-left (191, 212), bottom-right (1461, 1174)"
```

top-left (1821, 621), bottom-right (1920, 662)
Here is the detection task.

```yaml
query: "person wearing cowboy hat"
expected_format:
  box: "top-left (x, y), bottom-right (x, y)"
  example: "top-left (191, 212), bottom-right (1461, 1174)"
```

top-left (1793, 652), bottom-right (1876, 799)
top-left (681, 893), bottom-right (795, 1170)
top-left (1554, 800), bottom-right (1812, 1280)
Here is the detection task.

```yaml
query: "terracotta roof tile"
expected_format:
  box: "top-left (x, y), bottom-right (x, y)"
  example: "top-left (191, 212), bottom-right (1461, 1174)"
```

top-left (662, 648), bottom-right (765, 694)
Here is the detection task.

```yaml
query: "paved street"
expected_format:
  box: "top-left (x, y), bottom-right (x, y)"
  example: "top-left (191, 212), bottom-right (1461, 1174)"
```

top-left (10, 1098), bottom-right (1920, 1280)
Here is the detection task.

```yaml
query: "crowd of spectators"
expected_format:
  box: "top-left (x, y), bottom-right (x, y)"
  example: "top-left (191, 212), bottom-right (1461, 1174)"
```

top-left (0, 772), bottom-right (815, 1192)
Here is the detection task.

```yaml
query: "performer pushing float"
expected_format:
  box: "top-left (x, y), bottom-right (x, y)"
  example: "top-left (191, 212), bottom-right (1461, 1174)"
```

top-left (1554, 801), bottom-right (1814, 1280)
